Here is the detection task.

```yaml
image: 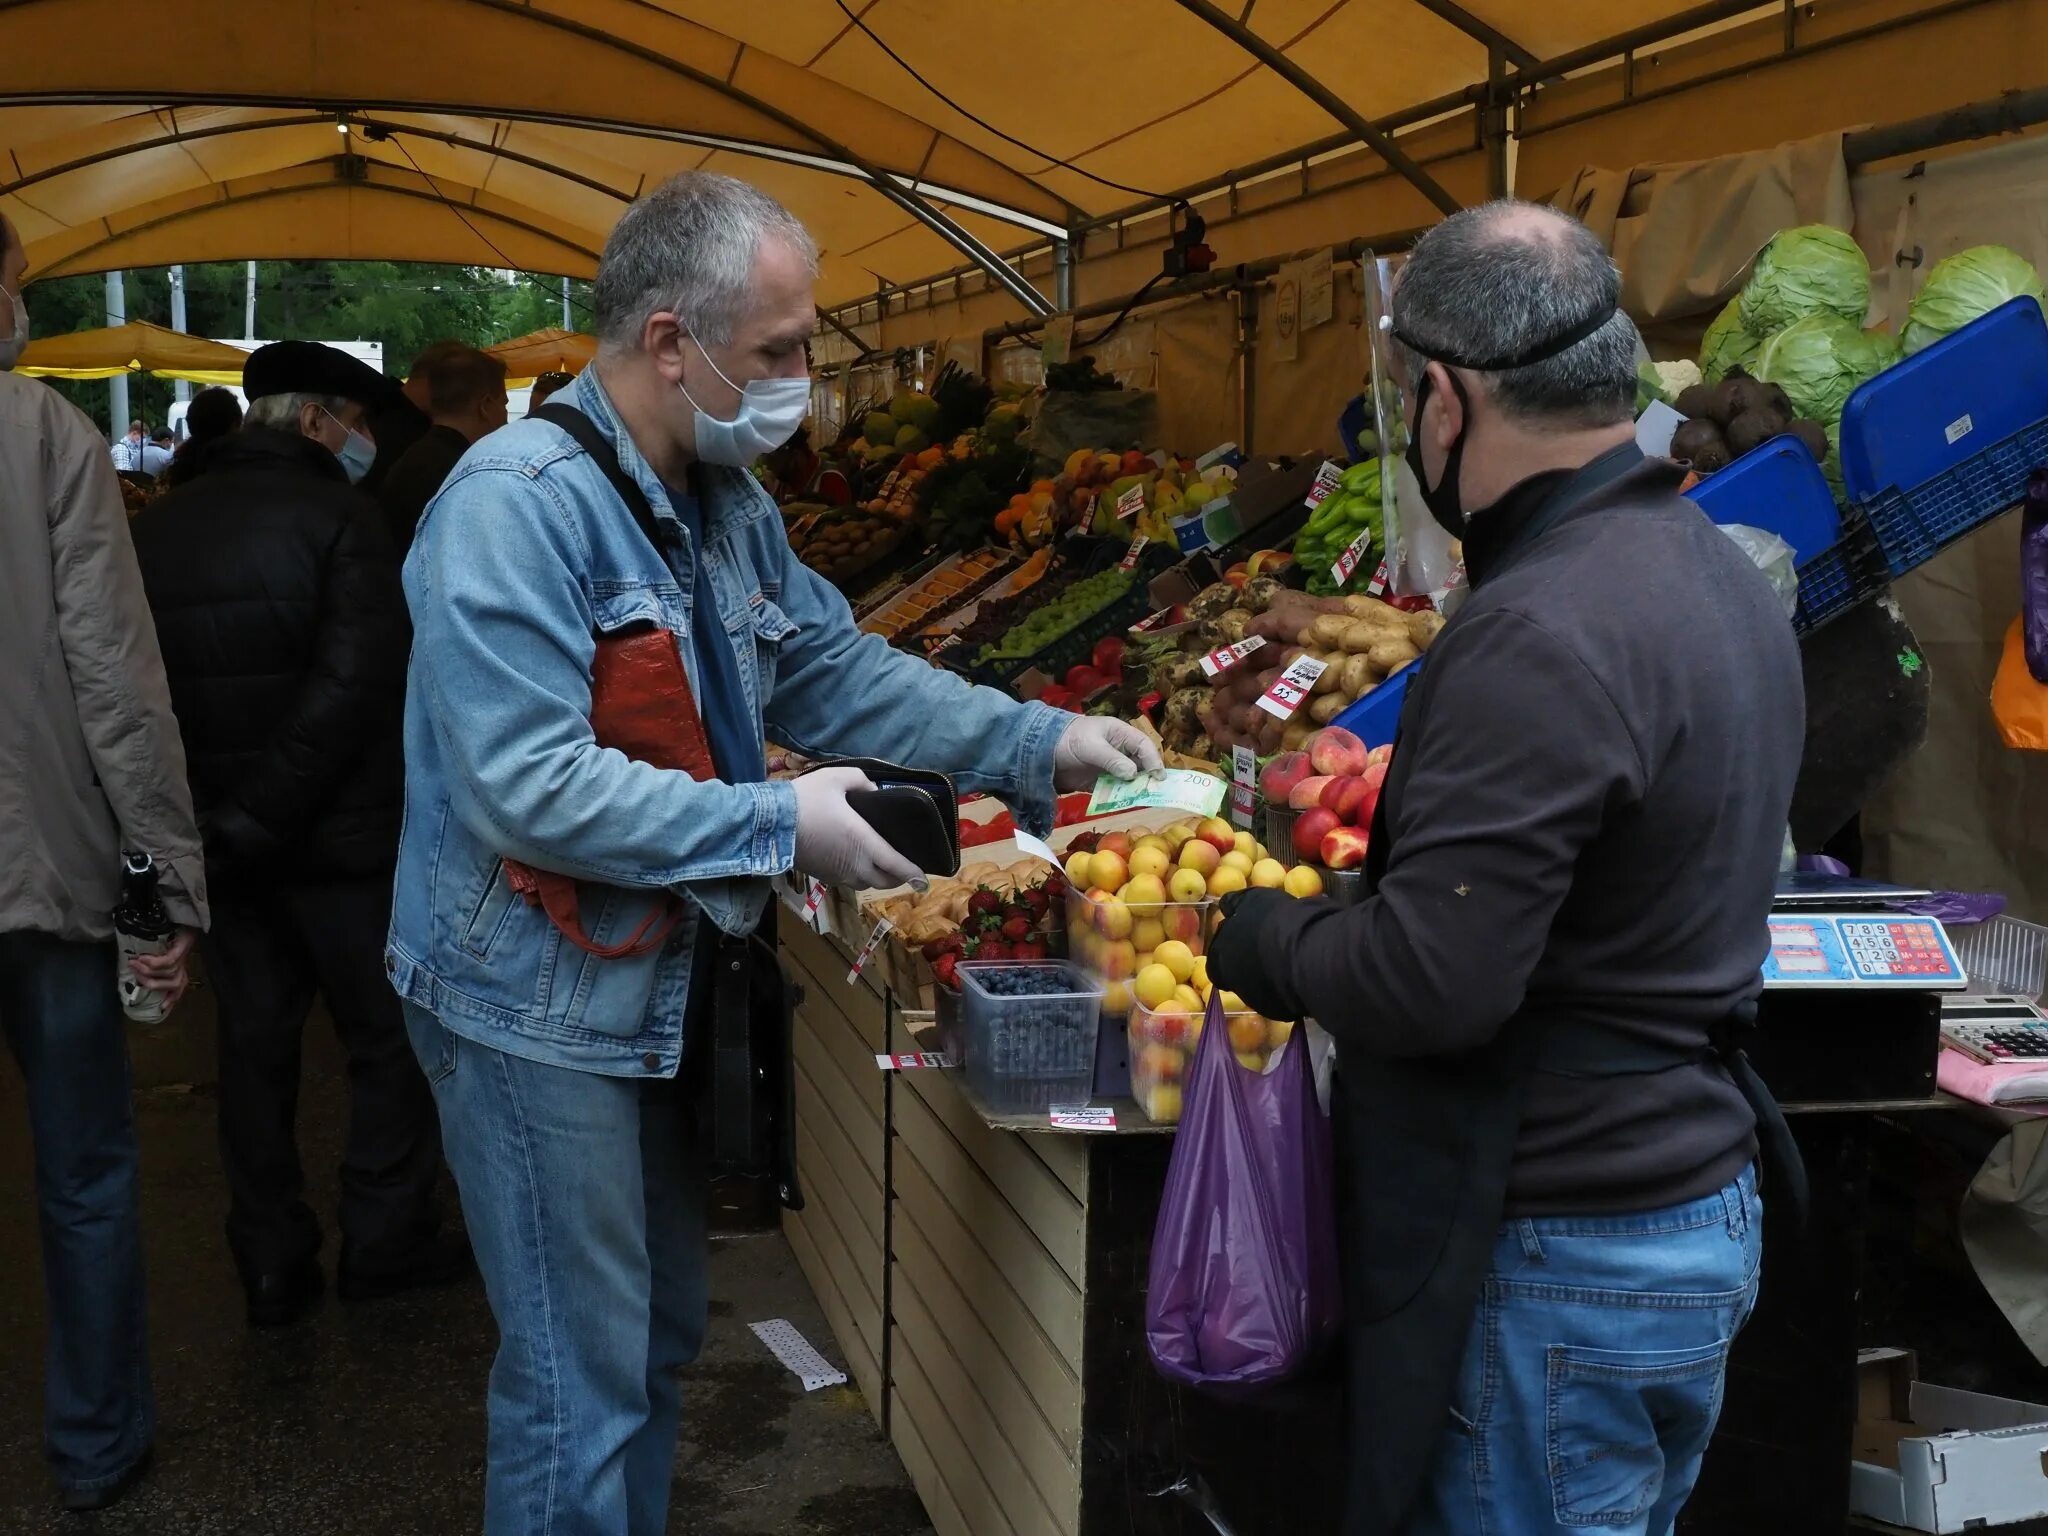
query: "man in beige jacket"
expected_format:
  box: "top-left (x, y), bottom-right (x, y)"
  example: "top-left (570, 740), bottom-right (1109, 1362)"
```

top-left (0, 212), bottom-right (207, 1515)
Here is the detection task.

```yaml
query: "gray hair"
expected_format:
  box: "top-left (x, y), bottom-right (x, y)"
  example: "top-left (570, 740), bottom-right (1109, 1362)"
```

top-left (244, 392), bottom-right (348, 432)
top-left (1392, 200), bottom-right (1640, 429)
top-left (592, 171), bottom-right (819, 352)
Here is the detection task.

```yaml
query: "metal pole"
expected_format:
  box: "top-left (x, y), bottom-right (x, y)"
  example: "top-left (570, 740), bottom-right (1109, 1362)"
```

top-left (168, 265), bottom-right (190, 405)
top-left (1236, 284), bottom-right (1258, 455)
top-left (1053, 239), bottom-right (1074, 312)
top-left (1843, 83), bottom-right (2048, 167)
top-left (105, 270), bottom-right (129, 441)
top-left (1167, 0), bottom-right (1462, 216)
top-left (244, 260), bottom-right (257, 341)
top-left (1483, 47), bottom-right (1510, 199)
top-left (561, 274), bottom-right (571, 329)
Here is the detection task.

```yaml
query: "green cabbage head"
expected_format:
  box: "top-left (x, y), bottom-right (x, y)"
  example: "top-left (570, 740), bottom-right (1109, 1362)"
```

top-left (1739, 225), bottom-right (1871, 334)
top-left (1699, 297), bottom-right (1761, 383)
top-left (1754, 313), bottom-right (1890, 426)
top-left (1902, 245), bottom-right (2045, 355)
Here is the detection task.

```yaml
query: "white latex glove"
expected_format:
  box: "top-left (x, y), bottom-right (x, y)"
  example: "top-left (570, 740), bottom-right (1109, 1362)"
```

top-left (1053, 716), bottom-right (1165, 791)
top-left (791, 767), bottom-right (927, 892)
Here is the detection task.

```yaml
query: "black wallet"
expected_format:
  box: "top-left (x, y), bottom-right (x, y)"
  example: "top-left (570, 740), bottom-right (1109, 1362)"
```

top-left (807, 758), bottom-right (961, 878)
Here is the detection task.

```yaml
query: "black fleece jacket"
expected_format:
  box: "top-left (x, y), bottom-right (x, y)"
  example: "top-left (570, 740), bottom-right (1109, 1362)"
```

top-left (1258, 449), bottom-right (1805, 1212)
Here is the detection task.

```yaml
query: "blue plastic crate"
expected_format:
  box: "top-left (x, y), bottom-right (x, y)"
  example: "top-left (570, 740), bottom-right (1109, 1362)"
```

top-left (1790, 505), bottom-right (1886, 634)
top-left (1332, 656), bottom-right (1419, 747)
top-left (1686, 435), bottom-right (1841, 569)
top-left (1837, 295), bottom-right (2048, 576)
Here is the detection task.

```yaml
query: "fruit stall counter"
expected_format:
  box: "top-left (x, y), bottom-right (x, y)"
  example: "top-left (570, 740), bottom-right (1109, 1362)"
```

top-left (777, 916), bottom-right (1349, 1536)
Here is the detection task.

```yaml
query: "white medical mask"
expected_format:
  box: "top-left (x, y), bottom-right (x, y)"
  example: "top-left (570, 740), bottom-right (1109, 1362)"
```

top-left (0, 283), bottom-right (29, 372)
top-left (676, 319), bottom-right (810, 467)
top-left (320, 406), bottom-right (377, 485)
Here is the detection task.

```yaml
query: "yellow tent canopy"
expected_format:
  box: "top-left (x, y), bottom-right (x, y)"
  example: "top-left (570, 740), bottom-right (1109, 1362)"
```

top-left (16, 319), bottom-right (250, 383)
top-left (486, 328), bottom-right (595, 386)
top-left (3, 1), bottom-right (2041, 317)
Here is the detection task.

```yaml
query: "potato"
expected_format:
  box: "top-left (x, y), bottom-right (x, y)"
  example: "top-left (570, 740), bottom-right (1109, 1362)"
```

top-left (1338, 653), bottom-right (1378, 698)
top-left (1296, 627), bottom-right (1318, 648)
top-left (1407, 609), bottom-right (1446, 650)
top-left (1341, 594), bottom-right (1402, 622)
top-left (1309, 614), bottom-right (1354, 649)
top-left (1256, 714), bottom-right (1285, 751)
top-left (1216, 608), bottom-right (1252, 644)
top-left (1338, 618), bottom-right (1389, 653)
top-left (1249, 610), bottom-right (1299, 642)
top-left (1229, 701), bottom-right (1264, 735)
top-left (1367, 636), bottom-right (1421, 674)
top-left (1281, 719), bottom-right (1315, 751)
top-left (1311, 653), bottom-right (1344, 695)
top-left (1308, 692), bottom-right (1347, 724)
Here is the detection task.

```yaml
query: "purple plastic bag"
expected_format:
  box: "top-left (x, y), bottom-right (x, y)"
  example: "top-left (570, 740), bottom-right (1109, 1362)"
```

top-left (2025, 469), bottom-right (2048, 683)
top-left (1144, 992), bottom-right (1340, 1393)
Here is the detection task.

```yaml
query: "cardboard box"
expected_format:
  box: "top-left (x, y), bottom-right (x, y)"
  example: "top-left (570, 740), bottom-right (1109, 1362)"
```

top-left (1850, 1348), bottom-right (2048, 1533)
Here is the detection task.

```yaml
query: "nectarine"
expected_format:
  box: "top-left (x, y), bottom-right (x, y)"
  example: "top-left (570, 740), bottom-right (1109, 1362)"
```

top-left (1292, 807), bottom-right (1340, 862)
top-left (1321, 825), bottom-right (1371, 869)
top-left (1308, 726), bottom-right (1367, 778)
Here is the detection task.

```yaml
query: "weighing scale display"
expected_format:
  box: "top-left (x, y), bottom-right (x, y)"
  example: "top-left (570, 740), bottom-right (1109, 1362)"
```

top-left (1761, 913), bottom-right (1963, 989)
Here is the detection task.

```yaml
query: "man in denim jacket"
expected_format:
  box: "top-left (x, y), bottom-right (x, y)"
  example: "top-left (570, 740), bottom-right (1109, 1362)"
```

top-left (390, 171), bottom-right (1156, 1535)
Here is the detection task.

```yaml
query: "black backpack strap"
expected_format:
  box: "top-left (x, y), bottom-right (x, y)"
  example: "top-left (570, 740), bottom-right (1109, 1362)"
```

top-left (531, 402), bottom-right (671, 551)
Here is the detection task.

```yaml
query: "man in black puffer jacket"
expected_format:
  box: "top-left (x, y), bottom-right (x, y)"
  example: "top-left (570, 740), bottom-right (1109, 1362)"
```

top-left (132, 342), bottom-right (464, 1327)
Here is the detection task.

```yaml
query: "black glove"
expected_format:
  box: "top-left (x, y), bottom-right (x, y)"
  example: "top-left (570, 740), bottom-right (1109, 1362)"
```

top-left (1206, 887), bottom-right (1302, 1023)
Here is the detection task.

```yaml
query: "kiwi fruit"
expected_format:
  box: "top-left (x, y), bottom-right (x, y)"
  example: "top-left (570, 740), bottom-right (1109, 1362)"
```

top-left (1725, 409), bottom-right (1782, 458)
top-left (1670, 417), bottom-right (1728, 467)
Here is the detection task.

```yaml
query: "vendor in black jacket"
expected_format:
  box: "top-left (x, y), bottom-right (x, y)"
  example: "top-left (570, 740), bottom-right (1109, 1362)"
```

top-left (131, 342), bottom-right (463, 1328)
top-left (1209, 203), bottom-right (1804, 1536)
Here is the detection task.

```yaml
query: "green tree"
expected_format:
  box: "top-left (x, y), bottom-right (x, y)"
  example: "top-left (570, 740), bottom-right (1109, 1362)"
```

top-left (25, 261), bottom-right (591, 433)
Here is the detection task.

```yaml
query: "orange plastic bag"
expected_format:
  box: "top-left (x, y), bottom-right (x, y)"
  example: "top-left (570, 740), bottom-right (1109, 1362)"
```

top-left (1991, 618), bottom-right (2048, 750)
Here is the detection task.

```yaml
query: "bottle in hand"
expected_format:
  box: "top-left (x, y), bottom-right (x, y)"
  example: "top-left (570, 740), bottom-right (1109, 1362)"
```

top-left (113, 851), bottom-right (174, 1025)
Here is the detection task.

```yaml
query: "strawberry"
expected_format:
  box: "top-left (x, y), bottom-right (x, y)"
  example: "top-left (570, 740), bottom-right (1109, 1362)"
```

top-left (921, 934), bottom-right (963, 962)
top-left (977, 940), bottom-right (1011, 961)
top-left (1014, 938), bottom-right (1049, 961)
top-left (1020, 886), bottom-right (1051, 917)
top-left (1000, 915), bottom-right (1032, 941)
top-left (932, 953), bottom-right (959, 988)
top-left (966, 888), bottom-right (1003, 919)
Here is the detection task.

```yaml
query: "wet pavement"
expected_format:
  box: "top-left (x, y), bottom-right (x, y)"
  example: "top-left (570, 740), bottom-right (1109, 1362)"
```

top-left (0, 982), bottom-right (932, 1535)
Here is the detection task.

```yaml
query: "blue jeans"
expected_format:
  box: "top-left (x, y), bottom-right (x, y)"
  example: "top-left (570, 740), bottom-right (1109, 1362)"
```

top-left (401, 1003), bottom-right (709, 1536)
top-left (0, 932), bottom-right (153, 1495)
top-left (1408, 1166), bottom-right (1762, 1536)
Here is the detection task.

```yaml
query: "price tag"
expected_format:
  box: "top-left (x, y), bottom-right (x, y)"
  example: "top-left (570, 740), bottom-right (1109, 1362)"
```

top-left (1119, 535), bottom-right (1148, 571)
top-left (847, 916), bottom-right (893, 985)
top-left (1115, 483), bottom-right (1146, 520)
top-left (874, 1052), bottom-right (956, 1072)
top-left (1230, 744), bottom-right (1257, 829)
top-left (1130, 605), bottom-right (1174, 634)
top-left (1256, 654), bottom-right (1328, 719)
top-left (1049, 1104), bottom-right (1117, 1131)
top-left (1199, 635), bottom-right (1266, 678)
top-left (929, 633), bottom-right (964, 660)
top-left (1366, 557), bottom-right (1391, 597)
top-left (1304, 459), bottom-right (1343, 509)
top-left (1331, 524), bottom-right (1375, 588)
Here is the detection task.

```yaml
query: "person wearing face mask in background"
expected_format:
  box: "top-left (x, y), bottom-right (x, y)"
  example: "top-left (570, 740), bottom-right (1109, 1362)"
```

top-left (1206, 203), bottom-right (1805, 1536)
top-left (130, 341), bottom-right (463, 1330)
top-left (393, 171), bottom-right (1157, 1535)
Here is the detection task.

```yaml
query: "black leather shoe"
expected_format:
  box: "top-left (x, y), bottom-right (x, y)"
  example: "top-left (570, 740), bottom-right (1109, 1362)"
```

top-left (244, 1257), bottom-right (323, 1327)
top-left (61, 1448), bottom-right (152, 1513)
top-left (337, 1230), bottom-right (474, 1302)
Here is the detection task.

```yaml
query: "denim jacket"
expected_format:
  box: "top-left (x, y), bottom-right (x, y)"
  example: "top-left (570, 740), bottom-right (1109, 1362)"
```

top-left (387, 371), bottom-right (1066, 1076)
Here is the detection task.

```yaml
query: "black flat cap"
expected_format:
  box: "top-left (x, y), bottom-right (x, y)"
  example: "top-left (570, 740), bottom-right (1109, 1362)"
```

top-left (242, 340), bottom-right (402, 406)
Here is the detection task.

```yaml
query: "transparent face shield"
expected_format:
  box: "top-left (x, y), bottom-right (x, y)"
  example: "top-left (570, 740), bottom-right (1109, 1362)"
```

top-left (1363, 253), bottom-right (1462, 598)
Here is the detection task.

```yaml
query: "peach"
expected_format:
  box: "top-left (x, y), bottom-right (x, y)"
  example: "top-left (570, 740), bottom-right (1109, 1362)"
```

top-left (1168, 868), bottom-right (1209, 904)
top-left (1142, 1006), bottom-right (1190, 1046)
top-left (1288, 775), bottom-right (1335, 811)
top-left (1227, 1013), bottom-right (1268, 1053)
top-left (1292, 806), bottom-right (1340, 862)
top-left (1095, 897), bottom-right (1132, 940)
top-left (1197, 817), bottom-right (1238, 855)
top-left (1235, 1050), bottom-right (1268, 1072)
top-left (1138, 1042), bottom-right (1186, 1082)
top-left (1308, 725), bottom-right (1368, 778)
top-left (1172, 984), bottom-right (1204, 1013)
top-left (1122, 873), bottom-right (1168, 907)
top-left (1257, 750), bottom-right (1313, 804)
top-left (1153, 939), bottom-right (1196, 983)
top-left (1219, 850), bottom-right (1254, 876)
top-left (1134, 834), bottom-right (1171, 854)
top-left (1161, 823), bottom-right (1194, 852)
top-left (1283, 864), bottom-right (1325, 899)
top-left (1134, 963), bottom-right (1178, 1010)
top-left (1207, 866), bottom-right (1247, 897)
top-left (1232, 831), bottom-right (1259, 858)
top-left (1128, 844), bottom-right (1172, 881)
top-left (1366, 743), bottom-right (1395, 769)
top-left (1088, 850), bottom-right (1129, 893)
top-left (1101, 939), bottom-right (1138, 980)
top-left (1250, 858), bottom-right (1287, 888)
top-left (1266, 1017), bottom-right (1296, 1050)
top-left (1064, 851), bottom-right (1094, 887)
top-left (1100, 980), bottom-right (1132, 1017)
top-left (1361, 760), bottom-right (1389, 794)
top-left (1161, 904), bottom-right (1204, 942)
top-left (1131, 917), bottom-right (1166, 955)
top-left (1321, 825), bottom-right (1371, 869)
top-left (1143, 1082), bottom-right (1184, 1122)
top-left (1177, 840), bottom-right (1220, 877)
top-left (1096, 830), bottom-right (1134, 861)
top-left (1322, 775), bottom-right (1376, 826)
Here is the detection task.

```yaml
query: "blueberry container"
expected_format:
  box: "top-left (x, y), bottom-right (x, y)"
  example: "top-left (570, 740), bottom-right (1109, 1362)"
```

top-left (956, 960), bottom-right (1104, 1114)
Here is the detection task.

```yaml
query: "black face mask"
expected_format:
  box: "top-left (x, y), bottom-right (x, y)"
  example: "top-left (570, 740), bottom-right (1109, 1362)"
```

top-left (1405, 366), bottom-right (1474, 540)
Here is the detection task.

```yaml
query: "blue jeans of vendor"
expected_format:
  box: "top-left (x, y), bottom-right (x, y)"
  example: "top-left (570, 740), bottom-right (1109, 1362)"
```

top-left (389, 318), bottom-right (1148, 1532)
